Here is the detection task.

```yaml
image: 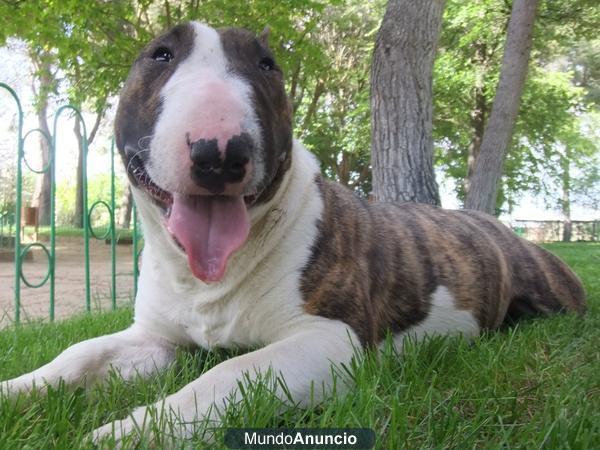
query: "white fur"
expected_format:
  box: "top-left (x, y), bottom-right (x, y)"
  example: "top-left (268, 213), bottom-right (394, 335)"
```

top-left (134, 140), bottom-right (339, 350)
top-left (0, 141), bottom-right (360, 446)
top-left (92, 320), bottom-right (357, 443)
top-left (0, 325), bottom-right (175, 395)
top-left (147, 22), bottom-right (264, 196)
top-left (390, 286), bottom-right (480, 350)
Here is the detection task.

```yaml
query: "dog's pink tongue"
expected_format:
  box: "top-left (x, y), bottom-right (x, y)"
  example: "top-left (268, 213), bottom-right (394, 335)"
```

top-left (167, 194), bottom-right (250, 282)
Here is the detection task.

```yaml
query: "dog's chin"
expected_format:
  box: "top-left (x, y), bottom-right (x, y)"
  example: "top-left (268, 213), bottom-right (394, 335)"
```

top-left (130, 162), bottom-right (259, 283)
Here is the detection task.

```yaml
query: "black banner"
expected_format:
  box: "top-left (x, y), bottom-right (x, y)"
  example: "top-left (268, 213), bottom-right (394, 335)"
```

top-left (224, 428), bottom-right (375, 449)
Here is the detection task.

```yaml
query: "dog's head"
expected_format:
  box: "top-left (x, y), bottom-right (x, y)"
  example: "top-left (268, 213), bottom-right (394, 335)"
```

top-left (116, 22), bottom-right (292, 283)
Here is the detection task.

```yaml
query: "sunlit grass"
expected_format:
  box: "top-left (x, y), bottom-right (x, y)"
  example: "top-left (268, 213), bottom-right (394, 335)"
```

top-left (0, 243), bottom-right (598, 448)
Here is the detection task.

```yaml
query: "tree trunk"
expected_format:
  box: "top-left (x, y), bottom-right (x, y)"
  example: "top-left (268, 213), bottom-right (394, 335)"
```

top-left (465, 86), bottom-right (487, 196)
top-left (30, 52), bottom-right (54, 227)
top-left (464, 0), bottom-right (538, 214)
top-left (370, 0), bottom-right (444, 205)
top-left (464, 43), bottom-right (488, 197)
top-left (118, 188), bottom-right (133, 229)
top-left (72, 108), bottom-right (103, 228)
top-left (301, 79), bottom-right (326, 133)
top-left (73, 117), bottom-right (85, 228)
top-left (561, 149), bottom-right (572, 242)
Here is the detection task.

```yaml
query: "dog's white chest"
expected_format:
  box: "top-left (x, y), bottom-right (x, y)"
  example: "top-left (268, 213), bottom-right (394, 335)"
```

top-left (182, 301), bottom-right (238, 348)
top-left (132, 142), bottom-right (325, 349)
top-left (135, 272), bottom-right (250, 348)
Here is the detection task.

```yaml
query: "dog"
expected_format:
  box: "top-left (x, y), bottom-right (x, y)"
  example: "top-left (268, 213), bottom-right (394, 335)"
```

top-left (1, 22), bottom-right (586, 444)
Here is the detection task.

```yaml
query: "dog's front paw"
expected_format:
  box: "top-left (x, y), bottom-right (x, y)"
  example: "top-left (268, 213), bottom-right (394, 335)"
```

top-left (91, 405), bottom-right (160, 448)
top-left (0, 376), bottom-right (35, 399)
top-left (0, 380), bottom-right (10, 397)
top-left (92, 417), bottom-right (139, 448)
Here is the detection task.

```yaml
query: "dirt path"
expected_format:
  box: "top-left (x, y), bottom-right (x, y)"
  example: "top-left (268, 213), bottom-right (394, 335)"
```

top-left (0, 237), bottom-right (136, 327)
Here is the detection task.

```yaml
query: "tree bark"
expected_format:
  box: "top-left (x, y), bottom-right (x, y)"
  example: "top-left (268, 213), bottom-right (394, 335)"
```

top-left (30, 52), bottom-right (54, 227)
top-left (73, 108), bottom-right (103, 228)
top-left (464, 0), bottom-right (538, 214)
top-left (289, 61), bottom-right (302, 112)
top-left (73, 117), bottom-right (85, 228)
top-left (464, 44), bottom-right (488, 197)
top-left (370, 0), bottom-right (444, 205)
top-left (301, 79), bottom-right (326, 133)
top-left (561, 148), bottom-right (572, 242)
top-left (118, 188), bottom-right (133, 229)
top-left (465, 88), bottom-right (488, 196)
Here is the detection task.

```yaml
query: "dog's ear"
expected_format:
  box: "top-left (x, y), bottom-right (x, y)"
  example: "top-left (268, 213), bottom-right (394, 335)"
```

top-left (258, 26), bottom-right (271, 47)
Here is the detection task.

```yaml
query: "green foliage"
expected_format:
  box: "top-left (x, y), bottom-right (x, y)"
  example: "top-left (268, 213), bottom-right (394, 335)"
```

top-left (55, 174), bottom-right (126, 227)
top-left (295, 0), bottom-right (382, 195)
top-left (555, 112), bottom-right (600, 210)
top-left (568, 39), bottom-right (600, 106)
top-left (434, 0), bottom-right (600, 213)
top-left (0, 0), bottom-right (597, 210)
top-left (0, 0), bottom-right (142, 111)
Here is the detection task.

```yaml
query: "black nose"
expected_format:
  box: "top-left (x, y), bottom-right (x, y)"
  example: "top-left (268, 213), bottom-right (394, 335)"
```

top-left (189, 133), bottom-right (253, 193)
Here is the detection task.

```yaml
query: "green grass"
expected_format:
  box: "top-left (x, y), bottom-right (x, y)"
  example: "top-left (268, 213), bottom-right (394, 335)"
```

top-left (0, 243), bottom-right (598, 449)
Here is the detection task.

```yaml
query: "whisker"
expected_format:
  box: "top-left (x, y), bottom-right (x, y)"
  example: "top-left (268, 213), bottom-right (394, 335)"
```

top-left (138, 135), bottom-right (153, 150)
top-left (126, 148), bottom-right (151, 174)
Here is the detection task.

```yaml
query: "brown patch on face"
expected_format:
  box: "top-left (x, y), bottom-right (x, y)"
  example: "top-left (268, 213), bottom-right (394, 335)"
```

top-left (300, 178), bottom-right (586, 347)
top-left (115, 23), bottom-right (196, 184)
top-left (249, 149), bottom-right (291, 205)
top-left (117, 23), bottom-right (293, 208)
top-left (217, 27), bottom-right (293, 203)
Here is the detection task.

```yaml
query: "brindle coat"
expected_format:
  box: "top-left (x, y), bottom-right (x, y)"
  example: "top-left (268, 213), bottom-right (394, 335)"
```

top-left (301, 177), bottom-right (586, 346)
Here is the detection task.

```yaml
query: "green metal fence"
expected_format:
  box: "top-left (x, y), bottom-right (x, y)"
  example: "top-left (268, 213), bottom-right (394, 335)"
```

top-left (1, 83), bottom-right (141, 325)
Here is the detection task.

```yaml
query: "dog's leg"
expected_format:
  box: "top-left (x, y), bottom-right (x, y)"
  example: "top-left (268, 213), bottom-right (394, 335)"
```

top-left (0, 324), bottom-right (176, 397)
top-left (92, 320), bottom-right (358, 445)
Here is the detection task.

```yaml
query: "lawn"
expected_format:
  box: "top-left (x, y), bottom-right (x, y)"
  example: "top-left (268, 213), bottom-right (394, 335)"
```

top-left (0, 243), bottom-right (598, 449)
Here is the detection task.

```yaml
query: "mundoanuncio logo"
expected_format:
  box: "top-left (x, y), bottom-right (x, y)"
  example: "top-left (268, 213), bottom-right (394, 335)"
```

top-left (224, 428), bottom-right (375, 449)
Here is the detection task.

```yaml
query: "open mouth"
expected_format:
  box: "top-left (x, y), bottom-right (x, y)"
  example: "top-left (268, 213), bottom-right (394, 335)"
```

top-left (129, 161), bottom-right (259, 213)
top-left (129, 158), bottom-right (255, 283)
top-left (129, 161), bottom-right (174, 210)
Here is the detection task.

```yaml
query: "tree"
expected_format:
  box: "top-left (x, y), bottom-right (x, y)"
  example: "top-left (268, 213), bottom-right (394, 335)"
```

top-left (543, 112), bottom-right (599, 241)
top-left (29, 49), bottom-right (56, 226)
top-left (0, 0), bottom-right (141, 227)
top-left (4, 0), bottom-right (595, 224)
top-left (433, 0), bottom-right (600, 215)
top-left (118, 188), bottom-right (134, 229)
top-left (370, 0), bottom-right (444, 204)
top-left (296, 0), bottom-right (381, 196)
top-left (464, 0), bottom-right (539, 214)
top-left (73, 111), bottom-right (103, 228)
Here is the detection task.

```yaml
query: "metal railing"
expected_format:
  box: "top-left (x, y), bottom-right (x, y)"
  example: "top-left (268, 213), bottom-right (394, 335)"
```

top-left (1, 83), bottom-right (142, 324)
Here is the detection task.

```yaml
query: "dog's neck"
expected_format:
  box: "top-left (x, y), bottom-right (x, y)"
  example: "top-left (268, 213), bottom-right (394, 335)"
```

top-left (133, 139), bottom-right (321, 296)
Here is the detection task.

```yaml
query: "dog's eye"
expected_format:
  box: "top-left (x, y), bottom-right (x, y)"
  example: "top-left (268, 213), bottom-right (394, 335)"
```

top-left (259, 57), bottom-right (275, 71)
top-left (152, 47), bottom-right (174, 62)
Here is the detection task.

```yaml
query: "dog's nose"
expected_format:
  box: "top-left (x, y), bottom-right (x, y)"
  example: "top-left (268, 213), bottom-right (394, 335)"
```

top-left (189, 133), bottom-right (252, 193)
